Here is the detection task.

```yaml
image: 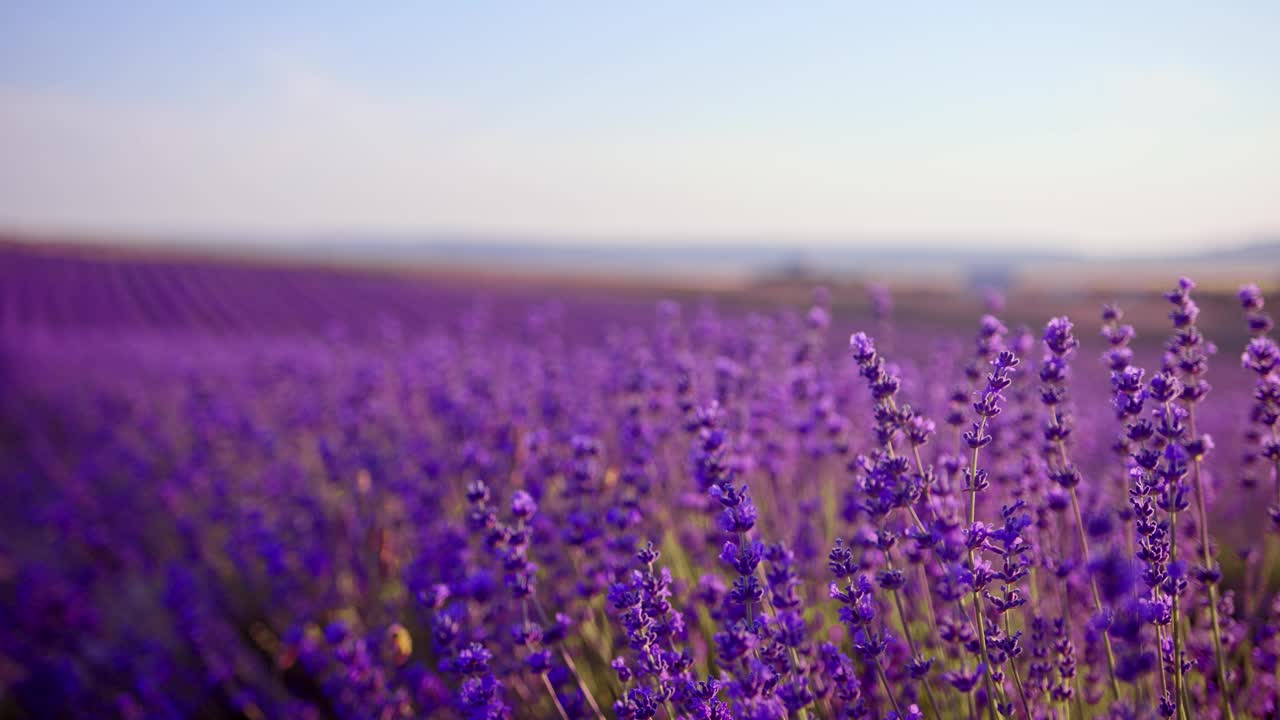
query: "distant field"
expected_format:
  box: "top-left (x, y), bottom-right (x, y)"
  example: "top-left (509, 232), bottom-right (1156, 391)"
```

top-left (0, 238), bottom-right (1270, 343)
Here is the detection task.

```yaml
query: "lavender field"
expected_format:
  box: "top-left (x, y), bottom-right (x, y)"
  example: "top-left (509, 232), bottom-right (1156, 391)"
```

top-left (2, 243), bottom-right (1279, 720)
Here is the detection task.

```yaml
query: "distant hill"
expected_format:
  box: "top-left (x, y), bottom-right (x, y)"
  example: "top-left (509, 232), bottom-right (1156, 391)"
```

top-left (3, 230), bottom-right (1279, 286)
top-left (254, 234), bottom-right (1280, 288)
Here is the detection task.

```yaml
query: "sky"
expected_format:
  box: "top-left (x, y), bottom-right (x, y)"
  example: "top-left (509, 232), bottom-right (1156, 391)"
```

top-left (1, 2), bottom-right (1278, 255)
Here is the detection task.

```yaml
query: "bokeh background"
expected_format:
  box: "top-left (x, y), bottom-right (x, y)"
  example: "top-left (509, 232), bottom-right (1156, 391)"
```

top-left (3, 4), bottom-right (1280, 720)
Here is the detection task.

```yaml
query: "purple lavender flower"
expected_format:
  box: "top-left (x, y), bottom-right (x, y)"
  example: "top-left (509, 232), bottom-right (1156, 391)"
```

top-left (10, 243), bottom-right (1280, 720)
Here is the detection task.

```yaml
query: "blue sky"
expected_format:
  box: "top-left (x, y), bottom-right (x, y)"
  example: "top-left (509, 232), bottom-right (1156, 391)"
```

top-left (1, 3), bottom-right (1277, 254)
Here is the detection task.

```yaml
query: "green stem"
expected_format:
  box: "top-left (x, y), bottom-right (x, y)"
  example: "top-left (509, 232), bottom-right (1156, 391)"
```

top-left (1067, 484), bottom-right (1123, 700)
top-left (965, 415), bottom-right (1003, 720)
top-left (746, 532), bottom-right (812, 720)
top-left (1170, 505), bottom-right (1187, 720)
top-left (1185, 406), bottom-right (1235, 720)
top-left (873, 658), bottom-right (903, 717)
top-left (1155, 623), bottom-right (1169, 709)
top-left (533, 598), bottom-right (607, 720)
top-left (541, 672), bottom-right (571, 720)
top-left (1158, 400), bottom-right (1188, 720)
top-left (1003, 613), bottom-right (1032, 718)
top-left (889, 563), bottom-right (943, 720)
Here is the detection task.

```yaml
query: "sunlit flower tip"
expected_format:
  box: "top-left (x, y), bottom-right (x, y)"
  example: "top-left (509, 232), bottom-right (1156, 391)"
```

top-left (807, 305), bottom-right (830, 330)
top-left (849, 332), bottom-right (877, 364)
top-left (993, 349), bottom-right (1019, 369)
top-left (1043, 316), bottom-right (1078, 356)
top-left (828, 539), bottom-right (859, 578)
top-left (636, 541), bottom-right (660, 565)
top-left (610, 657), bottom-right (632, 683)
top-left (511, 620), bottom-right (542, 647)
top-left (615, 686), bottom-right (659, 720)
top-left (1249, 312), bottom-right (1276, 335)
top-left (887, 704), bottom-right (925, 720)
top-left (454, 642), bottom-right (493, 675)
top-left (964, 424), bottom-right (993, 450)
top-left (906, 655), bottom-right (935, 678)
top-left (1243, 337), bottom-right (1279, 374)
top-left (458, 674), bottom-right (506, 719)
top-left (464, 480), bottom-right (490, 504)
top-left (720, 539), bottom-right (764, 576)
top-left (526, 649), bottom-right (552, 674)
top-left (1183, 433), bottom-right (1214, 459)
top-left (905, 414), bottom-right (936, 446)
top-left (716, 495), bottom-right (758, 533)
top-left (1104, 323), bottom-right (1136, 348)
top-left (1051, 466), bottom-right (1082, 489)
top-left (1240, 283), bottom-right (1265, 311)
top-left (876, 568), bottom-right (905, 591)
top-left (1147, 372), bottom-right (1183, 403)
top-left (942, 664), bottom-right (987, 693)
top-left (828, 581), bottom-right (852, 603)
top-left (728, 575), bottom-right (765, 606)
top-left (509, 490), bottom-right (537, 521)
top-left (980, 315), bottom-right (1008, 338)
top-left (1113, 366), bottom-right (1144, 394)
top-left (1045, 488), bottom-right (1070, 512)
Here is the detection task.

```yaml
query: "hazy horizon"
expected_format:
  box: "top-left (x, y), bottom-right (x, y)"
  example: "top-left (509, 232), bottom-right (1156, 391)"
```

top-left (3, 3), bottom-right (1279, 257)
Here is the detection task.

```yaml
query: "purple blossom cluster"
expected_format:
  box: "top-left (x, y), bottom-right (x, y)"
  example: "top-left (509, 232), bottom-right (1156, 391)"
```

top-left (2, 250), bottom-right (1280, 719)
